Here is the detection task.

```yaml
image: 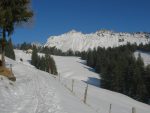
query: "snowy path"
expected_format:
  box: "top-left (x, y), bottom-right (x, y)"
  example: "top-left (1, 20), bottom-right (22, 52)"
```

top-left (0, 57), bottom-right (96, 113)
top-left (0, 59), bottom-right (65, 113)
top-left (32, 70), bottom-right (61, 113)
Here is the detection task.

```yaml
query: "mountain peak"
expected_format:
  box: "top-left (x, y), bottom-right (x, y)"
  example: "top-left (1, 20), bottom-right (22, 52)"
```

top-left (67, 29), bottom-right (81, 34)
top-left (45, 30), bottom-right (150, 52)
top-left (95, 29), bottom-right (113, 34)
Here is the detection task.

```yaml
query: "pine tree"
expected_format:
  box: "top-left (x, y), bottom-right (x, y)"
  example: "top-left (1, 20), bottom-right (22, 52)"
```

top-left (144, 65), bottom-right (150, 103)
top-left (111, 59), bottom-right (125, 93)
top-left (0, 0), bottom-right (33, 66)
top-left (31, 46), bottom-right (38, 67)
top-left (5, 38), bottom-right (15, 60)
top-left (46, 54), bottom-right (58, 75)
top-left (125, 55), bottom-right (136, 96)
top-left (132, 54), bottom-right (148, 102)
top-left (87, 50), bottom-right (94, 67)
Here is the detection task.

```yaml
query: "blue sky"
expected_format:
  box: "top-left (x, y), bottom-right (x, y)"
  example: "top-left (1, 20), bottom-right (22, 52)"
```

top-left (12, 0), bottom-right (150, 44)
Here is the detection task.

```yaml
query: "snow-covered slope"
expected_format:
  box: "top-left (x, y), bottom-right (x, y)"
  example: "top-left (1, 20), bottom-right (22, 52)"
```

top-left (0, 55), bottom-right (97, 113)
top-left (14, 50), bottom-right (100, 86)
top-left (53, 54), bottom-right (150, 113)
top-left (44, 30), bottom-right (150, 52)
top-left (3, 50), bottom-right (149, 113)
top-left (53, 56), bottom-right (100, 86)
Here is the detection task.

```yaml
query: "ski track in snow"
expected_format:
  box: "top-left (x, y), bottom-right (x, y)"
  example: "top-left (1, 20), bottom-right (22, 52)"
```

top-left (0, 59), bottom-right (66, 113)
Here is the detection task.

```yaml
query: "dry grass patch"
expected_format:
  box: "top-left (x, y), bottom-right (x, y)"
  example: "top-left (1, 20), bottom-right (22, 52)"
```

top-left (0, 66), bottom-right (12, 77)
top-left (0, 66), bottom-right (16, 81)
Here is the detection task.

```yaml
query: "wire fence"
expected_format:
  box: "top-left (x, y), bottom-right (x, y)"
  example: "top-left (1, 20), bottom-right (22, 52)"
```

top-left (55, 74), bottom-right (146, 113)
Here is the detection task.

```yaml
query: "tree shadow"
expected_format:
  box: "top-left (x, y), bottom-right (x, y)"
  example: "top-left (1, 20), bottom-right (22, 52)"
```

top-left (76, 60), bottom-right (87, 65)
top-left (77, 59), bottom-right (101, 87)
top-left (82, 77), bottom-right (100, 87)
top-left (27, 60), bottom-right (31, 63)
top-left (83, 66), bottom-right (96, 73)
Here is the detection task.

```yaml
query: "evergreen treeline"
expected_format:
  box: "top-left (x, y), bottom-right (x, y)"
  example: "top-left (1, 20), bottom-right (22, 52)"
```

top-left (0, 38), bottom-right (15, 60)
top-left (18, 42), bottom-right (77, 56)
top-left (31, 46), bottom-right (58, 75)
top-left (16, 42), bottom-right (33, 50)
top-left (39, 47), bottom-right (76, 56)
top-left (79, 44), bottom-right (150, 104)
top-left (137, 43), bottom-right (150, 52)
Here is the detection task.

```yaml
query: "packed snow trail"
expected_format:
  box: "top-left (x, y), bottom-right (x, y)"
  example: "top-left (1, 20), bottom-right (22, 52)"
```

top-left (0, 59), bottom-right (64, 113)
top-left (0, 57), bottom-right (96, 113)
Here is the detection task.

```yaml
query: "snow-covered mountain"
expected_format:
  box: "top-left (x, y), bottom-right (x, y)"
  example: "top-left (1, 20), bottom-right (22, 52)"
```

top-left (44, 30), bottom-right (150, 52)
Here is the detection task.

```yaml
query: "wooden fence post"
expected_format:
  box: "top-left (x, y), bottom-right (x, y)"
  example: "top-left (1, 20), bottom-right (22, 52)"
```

top-left (84, 83), bottom-right (88, 104)
top-left (59, 73), bottom-right (60, 81)
top-left (9, 64), bottom-right (16, 81)
top-left (109, 104), bottom-right (112, 113)
top-left (72, 79), bottom-right (74, 92)
top-left (10, 64), bottom-right (12, 73)
top-left (132, 107), bottom-right (136, 113)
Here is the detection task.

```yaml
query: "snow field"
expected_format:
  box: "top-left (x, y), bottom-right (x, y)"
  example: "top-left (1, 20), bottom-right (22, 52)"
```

top-left (53, 53), bottom-right (150, 113)
top-left (8, 49), bottom-right (150, 113)
top-left (57, 76), bottom-right (150, 113)
top-left (0, 56), bottom-right (97, 113)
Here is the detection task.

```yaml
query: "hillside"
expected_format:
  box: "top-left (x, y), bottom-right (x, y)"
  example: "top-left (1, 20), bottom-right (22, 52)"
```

top-left (53, 55), bottom-right (100, 86)
top-left (53, 52), bottom-right (150, 113)
top-left (3, 50), bottom-right (148, 113)
top-left (44, 30), bottom-right (150, 52)
top-left (0, 55), bottom-right (97, 113)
